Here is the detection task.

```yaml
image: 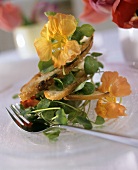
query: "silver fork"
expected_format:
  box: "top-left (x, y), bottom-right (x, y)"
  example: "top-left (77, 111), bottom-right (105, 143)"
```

top-left (6, 104), bottom-right (138, 147)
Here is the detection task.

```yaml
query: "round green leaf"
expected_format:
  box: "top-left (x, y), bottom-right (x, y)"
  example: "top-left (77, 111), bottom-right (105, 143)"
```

top-left (81, 82), bottom-right (95, 95)
top-left (36, 99), bottom-right (51, 109)
top-left (62, 72), bottom-right (75, 87)
top-left (95, 116), bottom-right (105, 125)
top-left (79, 24), bottom-right (95, 37)
top-left (84, 56), bottom-right (99, 74)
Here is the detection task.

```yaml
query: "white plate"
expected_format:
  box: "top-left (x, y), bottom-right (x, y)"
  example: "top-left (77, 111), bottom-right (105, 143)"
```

top-left (0, 59), bottom-right (138, 170)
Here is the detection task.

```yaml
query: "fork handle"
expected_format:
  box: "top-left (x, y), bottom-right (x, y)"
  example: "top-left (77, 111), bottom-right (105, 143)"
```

top-left (58, 125), bottom-right (138, 148)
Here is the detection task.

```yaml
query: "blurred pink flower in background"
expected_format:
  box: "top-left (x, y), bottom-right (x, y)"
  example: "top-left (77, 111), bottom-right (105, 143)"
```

top-left (80, 0), bottom-right (138, 28)
top-left (0, 2), bottom-right (22, 31)
top-left (0, 1), bottom-right (58, 32)
top-left (80, 0), bottom-right (114, 23)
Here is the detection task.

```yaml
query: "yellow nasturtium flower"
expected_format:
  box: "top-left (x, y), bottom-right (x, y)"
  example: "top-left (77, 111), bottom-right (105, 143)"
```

top-left (95, 71), bottom-right (131, 119)
top-left (34, 13), bottom-right (81, 68)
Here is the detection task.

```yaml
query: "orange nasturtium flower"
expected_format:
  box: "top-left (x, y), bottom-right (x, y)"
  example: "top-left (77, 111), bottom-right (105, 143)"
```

top-left (34, 13), bottom-right (81, 68)
top-left (95, 71), bottom-right (131, 119)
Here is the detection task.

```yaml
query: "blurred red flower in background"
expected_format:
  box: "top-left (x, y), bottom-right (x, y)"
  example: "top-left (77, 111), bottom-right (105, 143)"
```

top-left (112, 0), bottom-right (138, 28)
top-left (80, 0), bottom-right (138, 28)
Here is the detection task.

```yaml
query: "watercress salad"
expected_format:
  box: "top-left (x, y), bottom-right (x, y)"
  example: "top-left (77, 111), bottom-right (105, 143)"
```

top-left (16, 51), bottom-right (105, 141)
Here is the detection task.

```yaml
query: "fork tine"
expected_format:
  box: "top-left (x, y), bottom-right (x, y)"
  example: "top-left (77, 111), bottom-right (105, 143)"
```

top-left (11, 104), bottom-right (30, 125)
top-left (7, 105), bottom-right (33, 131)
top-left (7, 104), bottom-right (48, 132)
top-left (6, 108), bottom-right (25, 128)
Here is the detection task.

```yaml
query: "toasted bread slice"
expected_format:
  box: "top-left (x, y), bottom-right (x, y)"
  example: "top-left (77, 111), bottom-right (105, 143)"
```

top-left (19, 36), bottom-right (93, 102)
top-left (44, 71), bottom-right (87, 100)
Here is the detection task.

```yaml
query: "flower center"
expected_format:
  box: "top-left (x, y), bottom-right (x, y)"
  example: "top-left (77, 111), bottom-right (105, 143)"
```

top-left (51, 33), bottom-right (67, 54)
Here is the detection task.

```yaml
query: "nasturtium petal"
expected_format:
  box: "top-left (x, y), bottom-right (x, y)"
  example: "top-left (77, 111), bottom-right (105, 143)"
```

top-left (40, 24), bottom-right (49, 39)
top-left (99, 71), bottom-right (119, 93)
top-left (99, 71), bottom-right (131, 97)
top-left (64, 40), bottom-right (81, 63)
top-left (34, 37), bottom-right (52, 61)
top-left (95, 98), bottom-right (127, 119)
top-left (52, 40), bottom-right (81, 68)
top-left (52, 50), bottom-right (66, 68)
top-left (47, 17), bottom-right (58, 37)
top-left (34, 12), bottom-right (82, 68)
top-left (111, 77), bottom-right (132, 97)
top-left (105, 102), bottom-right (127, 118)
top-left (59, 19), bottom-right (77, 36)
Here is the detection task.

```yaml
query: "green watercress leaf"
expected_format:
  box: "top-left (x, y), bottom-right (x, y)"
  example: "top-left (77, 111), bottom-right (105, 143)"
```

top-left (71, 27), bottom-right (84, 42)
top-left (98, 61), bottom-right (104, 69)
top-left (43, 128), bottom-right (60, 141)
top-left (68, 111), bottom-right (78, 123)
top-left (35, 91), bottom-right (45, 100)
top-left (81, 82), bottom-right (95, 95)
top-left (71, 24), bottom-right (94, 43)
top-left (24, 114), bottom-right (38, 122)
top-left (95, 82), bottom-right (100, 88)
top-left (91, 52), bottom-right (102, 57)
top-left (19, 106), bottom-right (32, 116)
top-left (62, 72), bottom-right (75, 87)
top-left (45, 11), bottom-right (56, 16)
top-left (95, 116), bottom-right (105, 125)
top-left (74, 82), bottom-right (95, 95)
top-left (84, 56), bottom-right (99, 75)
top-left (38, 59), bottom-right (54, 73)
top-left (60, 100), bottom-right (81, 114)
top-left (36, 98), bottom-right (51, 110)
top-left (76, 116), bottom-right (92, 129)
top-left (19, 106), bottom-right (38, 122)
top-left (79, 24), bottom-right (95, 37)
top-left (41, 110), bottom-right (55, 121)
top-left (55, 109), bottom-right (67, 125)
top-left (54, 78), bottom-right (64, 90)
top-left (74, 82), bottom-right (86, 92)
